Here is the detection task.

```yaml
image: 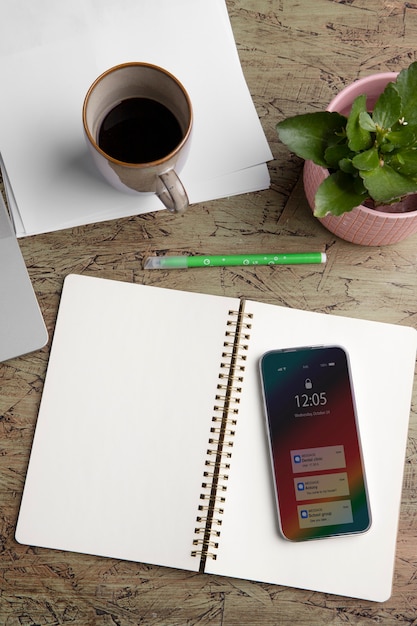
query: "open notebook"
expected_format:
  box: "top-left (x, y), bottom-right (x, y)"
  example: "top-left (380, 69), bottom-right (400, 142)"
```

top-left (16, 275), bottom-right (416, 601)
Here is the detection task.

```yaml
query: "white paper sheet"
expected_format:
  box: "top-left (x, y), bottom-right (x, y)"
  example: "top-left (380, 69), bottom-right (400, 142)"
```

top-left (0, 0), bottom-right (272, 236)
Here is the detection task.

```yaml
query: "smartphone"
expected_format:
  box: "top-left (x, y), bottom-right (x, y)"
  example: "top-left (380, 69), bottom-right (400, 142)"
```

top-left (260, 345), bottom-right (371, 541)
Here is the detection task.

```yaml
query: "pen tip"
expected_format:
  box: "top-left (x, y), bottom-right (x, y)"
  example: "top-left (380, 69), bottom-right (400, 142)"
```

top-left (143, 256), bottom-right (161, 269)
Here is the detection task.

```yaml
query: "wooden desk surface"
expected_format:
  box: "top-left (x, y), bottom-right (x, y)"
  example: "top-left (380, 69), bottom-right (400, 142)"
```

top-left (1, 1), bottom-right (416, 623)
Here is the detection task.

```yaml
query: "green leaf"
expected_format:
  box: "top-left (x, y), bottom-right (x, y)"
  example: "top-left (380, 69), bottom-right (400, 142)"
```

top-left (380, 142), bottom-right (395, 154)
top-left (324, 142), bottom-right (352, 169)
top-left (346, 95), bottom-right (373, 151)
top-left (339, 158), bottom-right (355, 174)
top-left (386, 149), bottom-right (417, 178)
top-left (372, 82), bottom-right (401, 128)
top-left (394, 61), bottom-right (417, 125)
top-left (352, 147), bottom-right (380, 171)
top-left (313, 171), bottom-right (367, 217)
top-left (385, 123), bottom-right (417, 148)
top-left (276, 112), bottom-right (347, 166)
top-left (353, 175), bottom-right (367, 195)
top-left (359, 111), bottom-right (376, 132)
top-left (360, 162), bottom-right (417, 203)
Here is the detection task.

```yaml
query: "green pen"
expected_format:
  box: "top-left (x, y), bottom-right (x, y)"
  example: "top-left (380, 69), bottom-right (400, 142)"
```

top-left (144, 252), bottom-right (326, 269)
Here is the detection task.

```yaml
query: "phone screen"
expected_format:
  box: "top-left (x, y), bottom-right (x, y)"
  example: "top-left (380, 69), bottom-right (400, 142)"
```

top-left (260, 345), bottom-right (371, 541)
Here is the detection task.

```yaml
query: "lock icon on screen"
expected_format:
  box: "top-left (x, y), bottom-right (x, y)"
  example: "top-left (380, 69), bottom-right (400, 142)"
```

top-left (305, 378), bottom-right (313, 389)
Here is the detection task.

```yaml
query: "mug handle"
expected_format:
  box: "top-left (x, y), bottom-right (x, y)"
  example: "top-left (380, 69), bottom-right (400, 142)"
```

top-left (157, 170), bottom-right (189, 213)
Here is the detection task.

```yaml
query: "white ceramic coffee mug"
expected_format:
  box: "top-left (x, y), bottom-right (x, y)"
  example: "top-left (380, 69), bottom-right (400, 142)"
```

top-left (83, 62), bottom-right (193, 213)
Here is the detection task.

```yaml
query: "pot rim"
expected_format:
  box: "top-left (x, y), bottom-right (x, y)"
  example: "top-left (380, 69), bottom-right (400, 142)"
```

top-left (326, 72), bottom-right (398, 113)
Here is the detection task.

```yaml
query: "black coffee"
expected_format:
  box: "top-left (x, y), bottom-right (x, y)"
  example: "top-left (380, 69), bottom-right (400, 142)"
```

top-left (98, 97), bottom-right (183, 163)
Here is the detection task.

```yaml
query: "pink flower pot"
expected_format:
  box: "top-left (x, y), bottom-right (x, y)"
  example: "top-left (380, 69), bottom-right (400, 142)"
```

top-left (303, 73), bottom-right (417, 246)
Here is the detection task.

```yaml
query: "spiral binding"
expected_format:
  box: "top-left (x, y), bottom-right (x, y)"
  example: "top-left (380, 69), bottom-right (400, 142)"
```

top-left (191, 300), bottom-right (252, 571)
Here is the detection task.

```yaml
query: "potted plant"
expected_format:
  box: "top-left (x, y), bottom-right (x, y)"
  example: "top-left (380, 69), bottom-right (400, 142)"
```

top-left (277, 62), bottom-right (417, 245)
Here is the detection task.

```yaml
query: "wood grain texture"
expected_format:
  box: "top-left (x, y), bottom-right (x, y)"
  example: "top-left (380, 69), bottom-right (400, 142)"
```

top-left (1, 1), bottom-right (417, 623)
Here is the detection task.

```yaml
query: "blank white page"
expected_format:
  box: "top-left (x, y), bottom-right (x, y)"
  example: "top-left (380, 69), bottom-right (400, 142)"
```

top-left (16, 275), bottom-right (237, 572)
top-left (207, 300), bottom-right (416, 602)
